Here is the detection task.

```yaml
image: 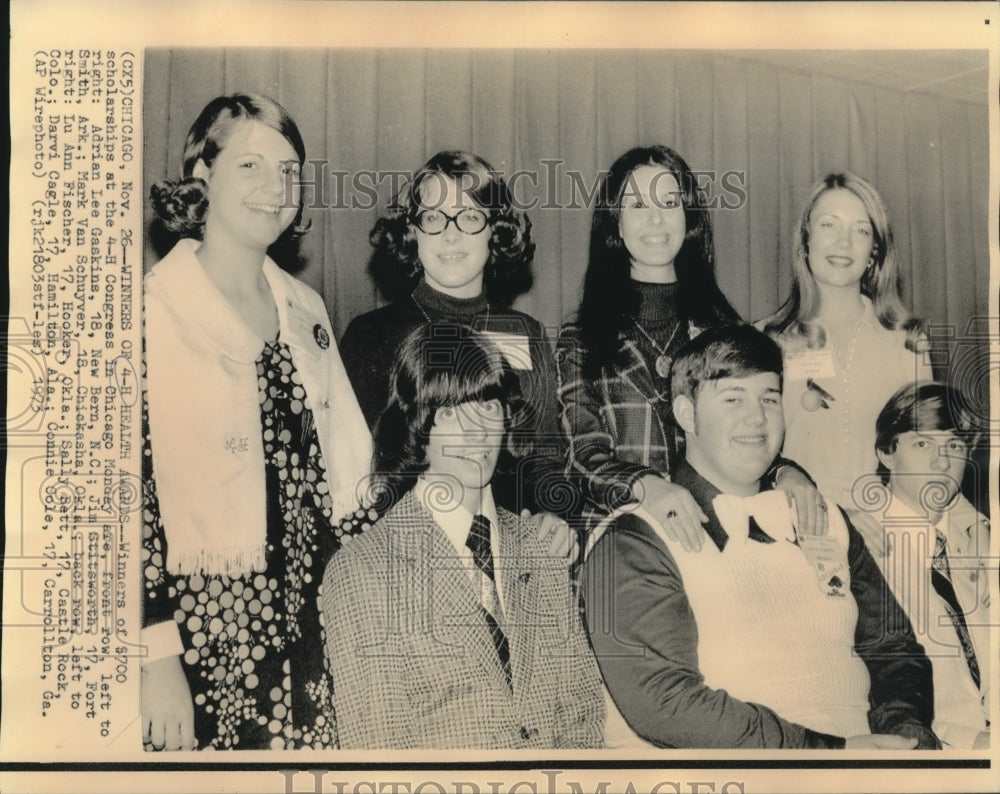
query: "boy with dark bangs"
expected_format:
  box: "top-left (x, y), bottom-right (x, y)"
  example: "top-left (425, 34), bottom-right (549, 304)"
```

top-left (324, 324), bottom-right (604, 749)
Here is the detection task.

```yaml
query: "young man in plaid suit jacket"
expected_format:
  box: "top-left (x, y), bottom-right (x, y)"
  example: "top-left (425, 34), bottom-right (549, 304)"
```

top-left (323, 325), bottom-right (604, 748)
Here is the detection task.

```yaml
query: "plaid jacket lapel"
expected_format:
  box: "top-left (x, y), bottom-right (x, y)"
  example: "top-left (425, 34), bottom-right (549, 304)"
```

top-left (615, 338), bottom-right (659, 403)
top-left (397, 493), bottom-right (517, 695)
top-left (617, 322), bottom-right (701, 403)
top-left (496, 510), bottom-right (541, 701)
top-left (611, 337), bottom-right (670, 450)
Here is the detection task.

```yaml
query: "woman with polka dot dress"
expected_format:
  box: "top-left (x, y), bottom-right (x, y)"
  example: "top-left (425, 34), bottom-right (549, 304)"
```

top-left (141, 94), bottom-right (372, 750)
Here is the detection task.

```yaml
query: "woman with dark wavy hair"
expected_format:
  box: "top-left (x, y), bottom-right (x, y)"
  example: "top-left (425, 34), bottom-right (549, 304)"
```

top-left (142, 93), bottom-right (371, 751)
top-left (557, 145), bottom-right (822, 544)
top-left (341, 151), bottom-right (573, 522)
top-left (760, 172), bottom-right (933, 506)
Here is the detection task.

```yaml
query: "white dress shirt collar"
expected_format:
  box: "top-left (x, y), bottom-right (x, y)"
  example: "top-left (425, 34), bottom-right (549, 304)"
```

top-left (413, 479), bottom-right (497, 551)
top-left (414, 479), bottom-right (505, 613)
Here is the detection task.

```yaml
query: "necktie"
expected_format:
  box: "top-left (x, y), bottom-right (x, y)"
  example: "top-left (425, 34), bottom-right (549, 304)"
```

top-left (931, 530), bottom-right (981, 690)
top-left (466, 514), bottom-right (512, 689)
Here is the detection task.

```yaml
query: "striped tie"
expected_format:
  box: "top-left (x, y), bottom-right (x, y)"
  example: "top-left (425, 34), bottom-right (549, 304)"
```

top-left (931, 530), bottom-right (981, 690)
top-left (466, 514), bottom-right (512, 690)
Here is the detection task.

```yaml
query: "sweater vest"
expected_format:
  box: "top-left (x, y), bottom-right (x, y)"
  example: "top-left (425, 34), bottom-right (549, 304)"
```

top-left (595, 503), bottom-right (871, 745)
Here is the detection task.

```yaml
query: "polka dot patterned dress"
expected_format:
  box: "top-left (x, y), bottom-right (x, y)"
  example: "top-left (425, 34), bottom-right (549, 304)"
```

top-left (143, 339), bottom-right (379, 750)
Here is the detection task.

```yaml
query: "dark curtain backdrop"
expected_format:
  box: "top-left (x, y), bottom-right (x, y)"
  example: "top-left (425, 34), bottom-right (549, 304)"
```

top-left (143, 48), bottom-right (991, 412)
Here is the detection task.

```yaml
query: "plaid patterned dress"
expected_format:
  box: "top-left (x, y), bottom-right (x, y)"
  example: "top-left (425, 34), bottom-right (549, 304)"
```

top-left (556, 318), bottom-right (697, 534)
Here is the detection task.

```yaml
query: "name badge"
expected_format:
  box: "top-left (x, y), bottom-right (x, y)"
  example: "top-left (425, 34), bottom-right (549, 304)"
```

top-left (797, 534), bottom-right (850, 598)
top-left (785, 350), bottom-right (836, 381)
top-left (481, 331), bottom-right (532, 370)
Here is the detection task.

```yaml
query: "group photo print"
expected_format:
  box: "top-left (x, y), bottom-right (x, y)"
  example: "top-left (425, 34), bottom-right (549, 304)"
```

top-left (139, 46), bottom-right (991, 755)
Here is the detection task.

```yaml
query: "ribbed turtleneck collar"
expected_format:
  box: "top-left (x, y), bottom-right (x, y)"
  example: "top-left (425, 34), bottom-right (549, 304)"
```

top-left (411, 278), bottom-right (488, 322)
top-left (634, 279), bottom-right (680, 325)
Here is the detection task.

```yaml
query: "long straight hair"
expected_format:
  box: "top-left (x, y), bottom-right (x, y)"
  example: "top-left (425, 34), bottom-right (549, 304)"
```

top-left (577, 145), bottom-right (740, 379)
top-left (761, 172), bottom-right (924, 351)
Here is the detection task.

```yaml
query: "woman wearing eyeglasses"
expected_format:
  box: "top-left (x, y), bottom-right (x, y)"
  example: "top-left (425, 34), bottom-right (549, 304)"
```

top-left (341, 151), bottom-right (574, 522)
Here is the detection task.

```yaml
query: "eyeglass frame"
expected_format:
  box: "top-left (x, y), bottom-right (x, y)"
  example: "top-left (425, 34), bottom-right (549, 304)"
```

top-left (411, 207), bottom-right (492, 236)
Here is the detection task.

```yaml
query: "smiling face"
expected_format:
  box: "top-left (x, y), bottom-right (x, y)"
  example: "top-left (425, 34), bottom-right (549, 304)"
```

top-left (414, 175), bottom-right (492, 299)
top-left (806, 188), bottom-right (875, 292)
top-left (424, 399), bottom-right (505, 510)
top-left (879, 430), bottom-right (968, 519)
top-left (618, 165), bottom-right (686, 283)
top-left (675, 373), bottom-right (784, 496)
top-left (195, 120), bottom-right (301, 252)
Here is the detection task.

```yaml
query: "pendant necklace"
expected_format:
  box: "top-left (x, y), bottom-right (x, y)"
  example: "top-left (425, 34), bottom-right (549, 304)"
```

top-left (412, 294), bottom-right (491, 329)
top-left (632, 317), bottom-right (683, 379)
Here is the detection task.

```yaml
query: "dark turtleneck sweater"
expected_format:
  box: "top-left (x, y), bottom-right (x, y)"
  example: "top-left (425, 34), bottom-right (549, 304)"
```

top-left (408, 276), bottom-right (490, 323)
top-left (339, 279), bottom-right (569, 515)
top-left (635, 279), bottom-right (680, 326)
top-left (631, 280), bottom-right (687, 385)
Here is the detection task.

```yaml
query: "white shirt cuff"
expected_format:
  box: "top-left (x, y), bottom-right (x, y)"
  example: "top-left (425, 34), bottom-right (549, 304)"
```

top-left (934, 719), bottom-right (986, 750)
top-left (142, 621), bottom-right (184, 665)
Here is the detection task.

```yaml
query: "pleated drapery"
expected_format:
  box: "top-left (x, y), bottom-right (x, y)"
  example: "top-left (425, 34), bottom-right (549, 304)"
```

top-left (143, 48), bottom-right (990, 411)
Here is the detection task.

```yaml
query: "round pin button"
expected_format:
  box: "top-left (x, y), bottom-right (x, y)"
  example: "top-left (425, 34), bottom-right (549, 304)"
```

top-left (313, 323), bottom-right (330, 350)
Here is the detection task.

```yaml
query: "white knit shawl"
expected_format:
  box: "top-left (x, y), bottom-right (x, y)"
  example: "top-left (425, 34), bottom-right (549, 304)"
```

top-left (145, 239), bottom-right (372, 576)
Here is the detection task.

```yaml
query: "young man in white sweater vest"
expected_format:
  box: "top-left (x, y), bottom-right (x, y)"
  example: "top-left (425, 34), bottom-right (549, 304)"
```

top-left (582, 325), bottom-right (939, 749)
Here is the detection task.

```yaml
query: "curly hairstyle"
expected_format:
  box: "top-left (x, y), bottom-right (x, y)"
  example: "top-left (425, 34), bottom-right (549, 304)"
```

top-left (149, 93), bottom-right (310, 262)
top-left (368, 151), bottom-right (535, 306)
top-left (372, 324), bottom-right (527, 511)
top-left (761, 172), bottom-right (925, 352)
top-left (576, 145), bottom-right (741, 379)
